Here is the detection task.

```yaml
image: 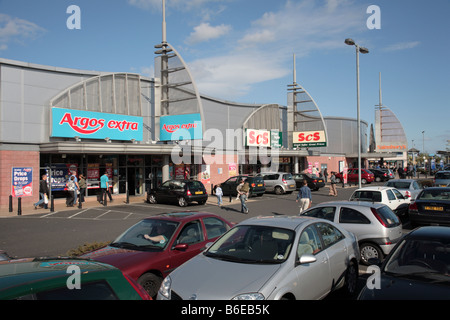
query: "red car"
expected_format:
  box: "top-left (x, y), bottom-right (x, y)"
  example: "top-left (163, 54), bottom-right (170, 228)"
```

top-left (335, 168), bottom-right (375, 184)
top-left (82, 212), bottom-right (233, 298)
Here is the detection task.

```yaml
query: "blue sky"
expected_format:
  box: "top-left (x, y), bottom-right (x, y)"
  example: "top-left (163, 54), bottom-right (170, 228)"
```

top-left (0, 0), bottom-right (448, 154)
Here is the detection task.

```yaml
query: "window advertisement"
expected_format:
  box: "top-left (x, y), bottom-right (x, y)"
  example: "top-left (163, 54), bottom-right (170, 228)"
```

top-left (11, 167), bottom-right (33, 197)
top-left (51, 107), bottom-right (143, 141)
top-left (159, 113), bottom-right (203, 141)
top-left (45, 164), bottom-right (78, 191)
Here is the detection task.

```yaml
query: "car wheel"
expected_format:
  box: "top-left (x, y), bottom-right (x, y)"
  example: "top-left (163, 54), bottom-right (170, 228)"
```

top-left (360, 242), bottom-right (383, 265)
top-left (375, 177), bottom-right (381, 182)
top-left (148, 194), bottom-right (157, 204)
top-left (178, 197), bottom-right (187, 207)
top-left (275, 186), bottom-right (284, 195)
top-left (361, 178), bottom-right (367, 184)
top-left (343, 260), bottom-right (358, 297)
top-left (198, 200), bottom-right (206, 205)
top-left (335, 178), bottom-right (341, 183)
top-left (138, 273), bottom-right (162, 299)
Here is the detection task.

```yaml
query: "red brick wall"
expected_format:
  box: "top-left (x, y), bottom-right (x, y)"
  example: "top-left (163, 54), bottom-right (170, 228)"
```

top-left (0, 150), bottom-right (40, 210)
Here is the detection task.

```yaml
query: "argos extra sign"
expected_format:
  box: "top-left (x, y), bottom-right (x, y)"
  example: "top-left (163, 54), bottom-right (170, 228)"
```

top-left (51, 108), bottom-right (143, 141)
top-left (293, 130), bottom-right (327, 147)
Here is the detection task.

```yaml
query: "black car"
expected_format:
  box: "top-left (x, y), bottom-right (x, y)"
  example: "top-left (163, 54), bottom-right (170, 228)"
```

top-left (219, 175), bottom-right (265, 197)
top-left (370, 169), bottom-right (390, 182)
top-left (147, 179), bottom-right (208, 207)
top-left (292, 173), bottom-right (325, 191)
top-left (408, 187), bottom-right (450, 227)
top-left (358, 226), bottom-right (450, 300)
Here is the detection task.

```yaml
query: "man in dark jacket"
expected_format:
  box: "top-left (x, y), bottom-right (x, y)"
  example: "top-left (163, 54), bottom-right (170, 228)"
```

top-left (34, 174), bottom-right (49, 209)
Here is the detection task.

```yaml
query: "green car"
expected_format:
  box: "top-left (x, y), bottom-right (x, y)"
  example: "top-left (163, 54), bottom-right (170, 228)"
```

top-left (0, 258), bottom-right (151, 300)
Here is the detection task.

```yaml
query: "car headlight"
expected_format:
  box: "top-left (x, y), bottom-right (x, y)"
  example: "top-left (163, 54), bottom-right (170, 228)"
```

top-left (232, 293), bottom-right (265, 300)
top-left (159, 276), bottom-right (172, 300)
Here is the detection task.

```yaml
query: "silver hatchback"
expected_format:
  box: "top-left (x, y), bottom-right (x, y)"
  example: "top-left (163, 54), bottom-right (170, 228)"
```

top-left (300, 201), bottom-right (403, 265)
top-left (158, 216), bottom-right (360, 300)
top-left (256, 172), bottom-right (297, 194)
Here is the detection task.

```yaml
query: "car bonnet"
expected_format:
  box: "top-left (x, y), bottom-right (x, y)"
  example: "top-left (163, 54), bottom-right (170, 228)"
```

top-left (169, 252), bottom-right (281, 300)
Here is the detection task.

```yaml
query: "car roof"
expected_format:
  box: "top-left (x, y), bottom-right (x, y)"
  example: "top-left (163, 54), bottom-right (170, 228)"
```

top-left (354, 186), bottom-right (395, 192)
top-left (0, 258), bottom-right (116, 289)
top-left (148, 211), bottom-right (224, 222)
top-left (313, 200), bottom-right (387, 209)
top-left (237, 215), bottom-right (321, 231)
top-left (407, 226), bottom-right (450, 242)
top-left (387, 179), bottom-right (415, 182)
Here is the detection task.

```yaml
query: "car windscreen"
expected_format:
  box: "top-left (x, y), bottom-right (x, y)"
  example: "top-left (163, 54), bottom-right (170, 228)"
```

top-left (110, 219), bottom-right (179, 251)
top-left (435, 172), bottom-right (450, 179)
top-left (204, 225), bottom-right (295, 264)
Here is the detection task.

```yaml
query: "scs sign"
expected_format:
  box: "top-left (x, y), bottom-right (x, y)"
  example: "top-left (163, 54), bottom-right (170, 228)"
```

top-left (293, 130), bottom-right (327, 147)
top-left (246, 129), bottom-right (270, 147)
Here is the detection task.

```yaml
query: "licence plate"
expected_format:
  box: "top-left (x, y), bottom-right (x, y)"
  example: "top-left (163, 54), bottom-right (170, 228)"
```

top-left (290, 185), bottom-right (295, 188)
top-left (257, 184), bottom-right (263, 187)
top-left (425, 206), bottom-right (443, 211)
top-left (195, 191), bottom-right (203, 195)
top-left (440, 185), bottom-right (447, 187)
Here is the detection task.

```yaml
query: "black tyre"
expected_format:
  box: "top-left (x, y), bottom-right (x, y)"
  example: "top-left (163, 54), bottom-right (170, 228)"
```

top-left (137, 273), bottom-right (162, 299)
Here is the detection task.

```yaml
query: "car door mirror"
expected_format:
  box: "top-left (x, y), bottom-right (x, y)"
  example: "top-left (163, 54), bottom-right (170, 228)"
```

top-left (297, 254), bottom-right (316, 265)
top-left (174, 243), bottom-right (189, 251)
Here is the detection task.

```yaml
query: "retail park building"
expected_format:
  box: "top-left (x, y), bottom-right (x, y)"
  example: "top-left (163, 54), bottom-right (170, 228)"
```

top-left (0, 43), bottom-right (406, 210)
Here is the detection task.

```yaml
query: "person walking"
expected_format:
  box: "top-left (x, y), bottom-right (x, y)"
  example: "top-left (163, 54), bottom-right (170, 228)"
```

top-left (78, 174), bottom-right (87, 203)
top-left (296, 180), bottom-right (312, 214)
top-left (215, 184), bottom-right (223, 206)
top-left (100, 172), bottom-right (113, 205)
top-left (34, 174), bottom-right (49, 209)
top-left (66, 175), bottom-right (76, 207)
top-left (69, 171), bottom-right (79, 206)
top-left (329, 171), bottom-right (338, 197)
top-left (236, 179), bottom-right (249, 213)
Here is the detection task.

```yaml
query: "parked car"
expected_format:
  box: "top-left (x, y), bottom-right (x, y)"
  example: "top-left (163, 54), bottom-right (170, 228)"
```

top-left (384, 179), bottom-right (423, 200)
top-left (379, 168), bottom-right (395, 179)
top-left (0, 258), bottom-right (151, 300)
top-left (349, 186), bottom-right (410, 217)
top-left (219, 175), bottom-right (265, 197)
top-left (370, 169), bottom-right (390, 182)
top-left (434, 171), bottom-right (450, 187)
top-left (147, 179), bottom-right (207, 207)
top-left (158, 216), bottom-right (360, 300)
top-left (359, 226), bottom-right (450, 300)
top-left (408, 187), bottom-right (450, 227)
top-left (335, 169), bottom-right (375, 184)
top-left (82, 212), bottom-right (233, 298)
top-left (300, 201), bottom-right (402, 265)
top-left (256, 172), bottom-right (296, 194)
top-left (292, 173), bottom-right (325, 191)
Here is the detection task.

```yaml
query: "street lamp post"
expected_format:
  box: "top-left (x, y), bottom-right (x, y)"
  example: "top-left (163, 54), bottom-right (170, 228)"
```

top-left (345, 38), bottom-right (369, 189)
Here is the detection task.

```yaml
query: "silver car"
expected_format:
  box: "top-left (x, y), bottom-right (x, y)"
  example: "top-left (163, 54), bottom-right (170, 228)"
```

top-left (256, 172), bottom-right (297, 194)
top-left (434, 170), bottom-right (450, 187)
top-left (384, 179), bottom-right (423, 200)
top-left (158, 216), bottom-right (360, 300)
top-left (300, 201), bottom-right (403, 265)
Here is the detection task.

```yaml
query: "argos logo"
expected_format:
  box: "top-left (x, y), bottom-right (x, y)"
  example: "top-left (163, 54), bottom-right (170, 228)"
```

top-left (59, 113), bottom-right (105, 134)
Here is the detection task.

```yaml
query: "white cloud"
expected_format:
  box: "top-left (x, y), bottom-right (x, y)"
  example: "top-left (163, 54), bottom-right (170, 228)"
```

top-left (186, 23), bottom-right (231, 45)
top-left (0, 13), bottom-right (46, 49)
top-left (382, 41), bottom-right (420, 52)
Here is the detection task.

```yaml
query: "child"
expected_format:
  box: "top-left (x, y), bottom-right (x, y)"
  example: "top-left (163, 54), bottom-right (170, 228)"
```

top-left (215, 184), bottom-right (223, 206)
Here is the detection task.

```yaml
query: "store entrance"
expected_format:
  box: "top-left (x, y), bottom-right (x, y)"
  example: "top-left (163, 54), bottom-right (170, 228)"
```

top-left (127, 167), bottom-right (144, 196)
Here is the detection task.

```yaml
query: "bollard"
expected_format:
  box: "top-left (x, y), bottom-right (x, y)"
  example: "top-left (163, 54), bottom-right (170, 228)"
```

top-left (17, 197), bottom-right (22, 216)
top-left (50, 195), bottom-right (54, 212)
top-left (78, 194), bottom-right (82, 209)
top-left (9, 195), bottom-right (13, 213)
top-left (126, 189), bottom-right (129, 204)
top-left (103, 191), bottom-right (107, 206)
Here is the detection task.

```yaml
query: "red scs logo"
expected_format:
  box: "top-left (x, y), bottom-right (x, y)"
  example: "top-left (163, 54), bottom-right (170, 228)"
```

top-left (246, 129), bottom-right (270, 147)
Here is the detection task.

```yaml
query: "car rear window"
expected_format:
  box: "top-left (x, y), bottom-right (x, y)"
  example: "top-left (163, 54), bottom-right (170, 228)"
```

top-left (283, 174), bottom-right (293, 180)
top-left (373, 206), bottom-right (400, 227)
top-left (435, 172), bottom-right (450, 179)
top-left (188, 181), bottom-right (205, 190)
top-left (386, 181), bottom-right (411, 189)
top-left (350, 191), bottom-right (382, 202)
top-left (418, 189), bottom-right (450, 200)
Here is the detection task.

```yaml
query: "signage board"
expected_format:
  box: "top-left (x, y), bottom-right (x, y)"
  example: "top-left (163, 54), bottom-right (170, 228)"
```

top-left (12, 167), bottom-right (33, 197)
top-left (246, 129), bottom-right (271, 147)
top-left (293, 130), bottom-right (327, 148)
top-left (51, 107), bottom-right (143, 141)
top-left (159, 113), bottom-right (202, 141)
